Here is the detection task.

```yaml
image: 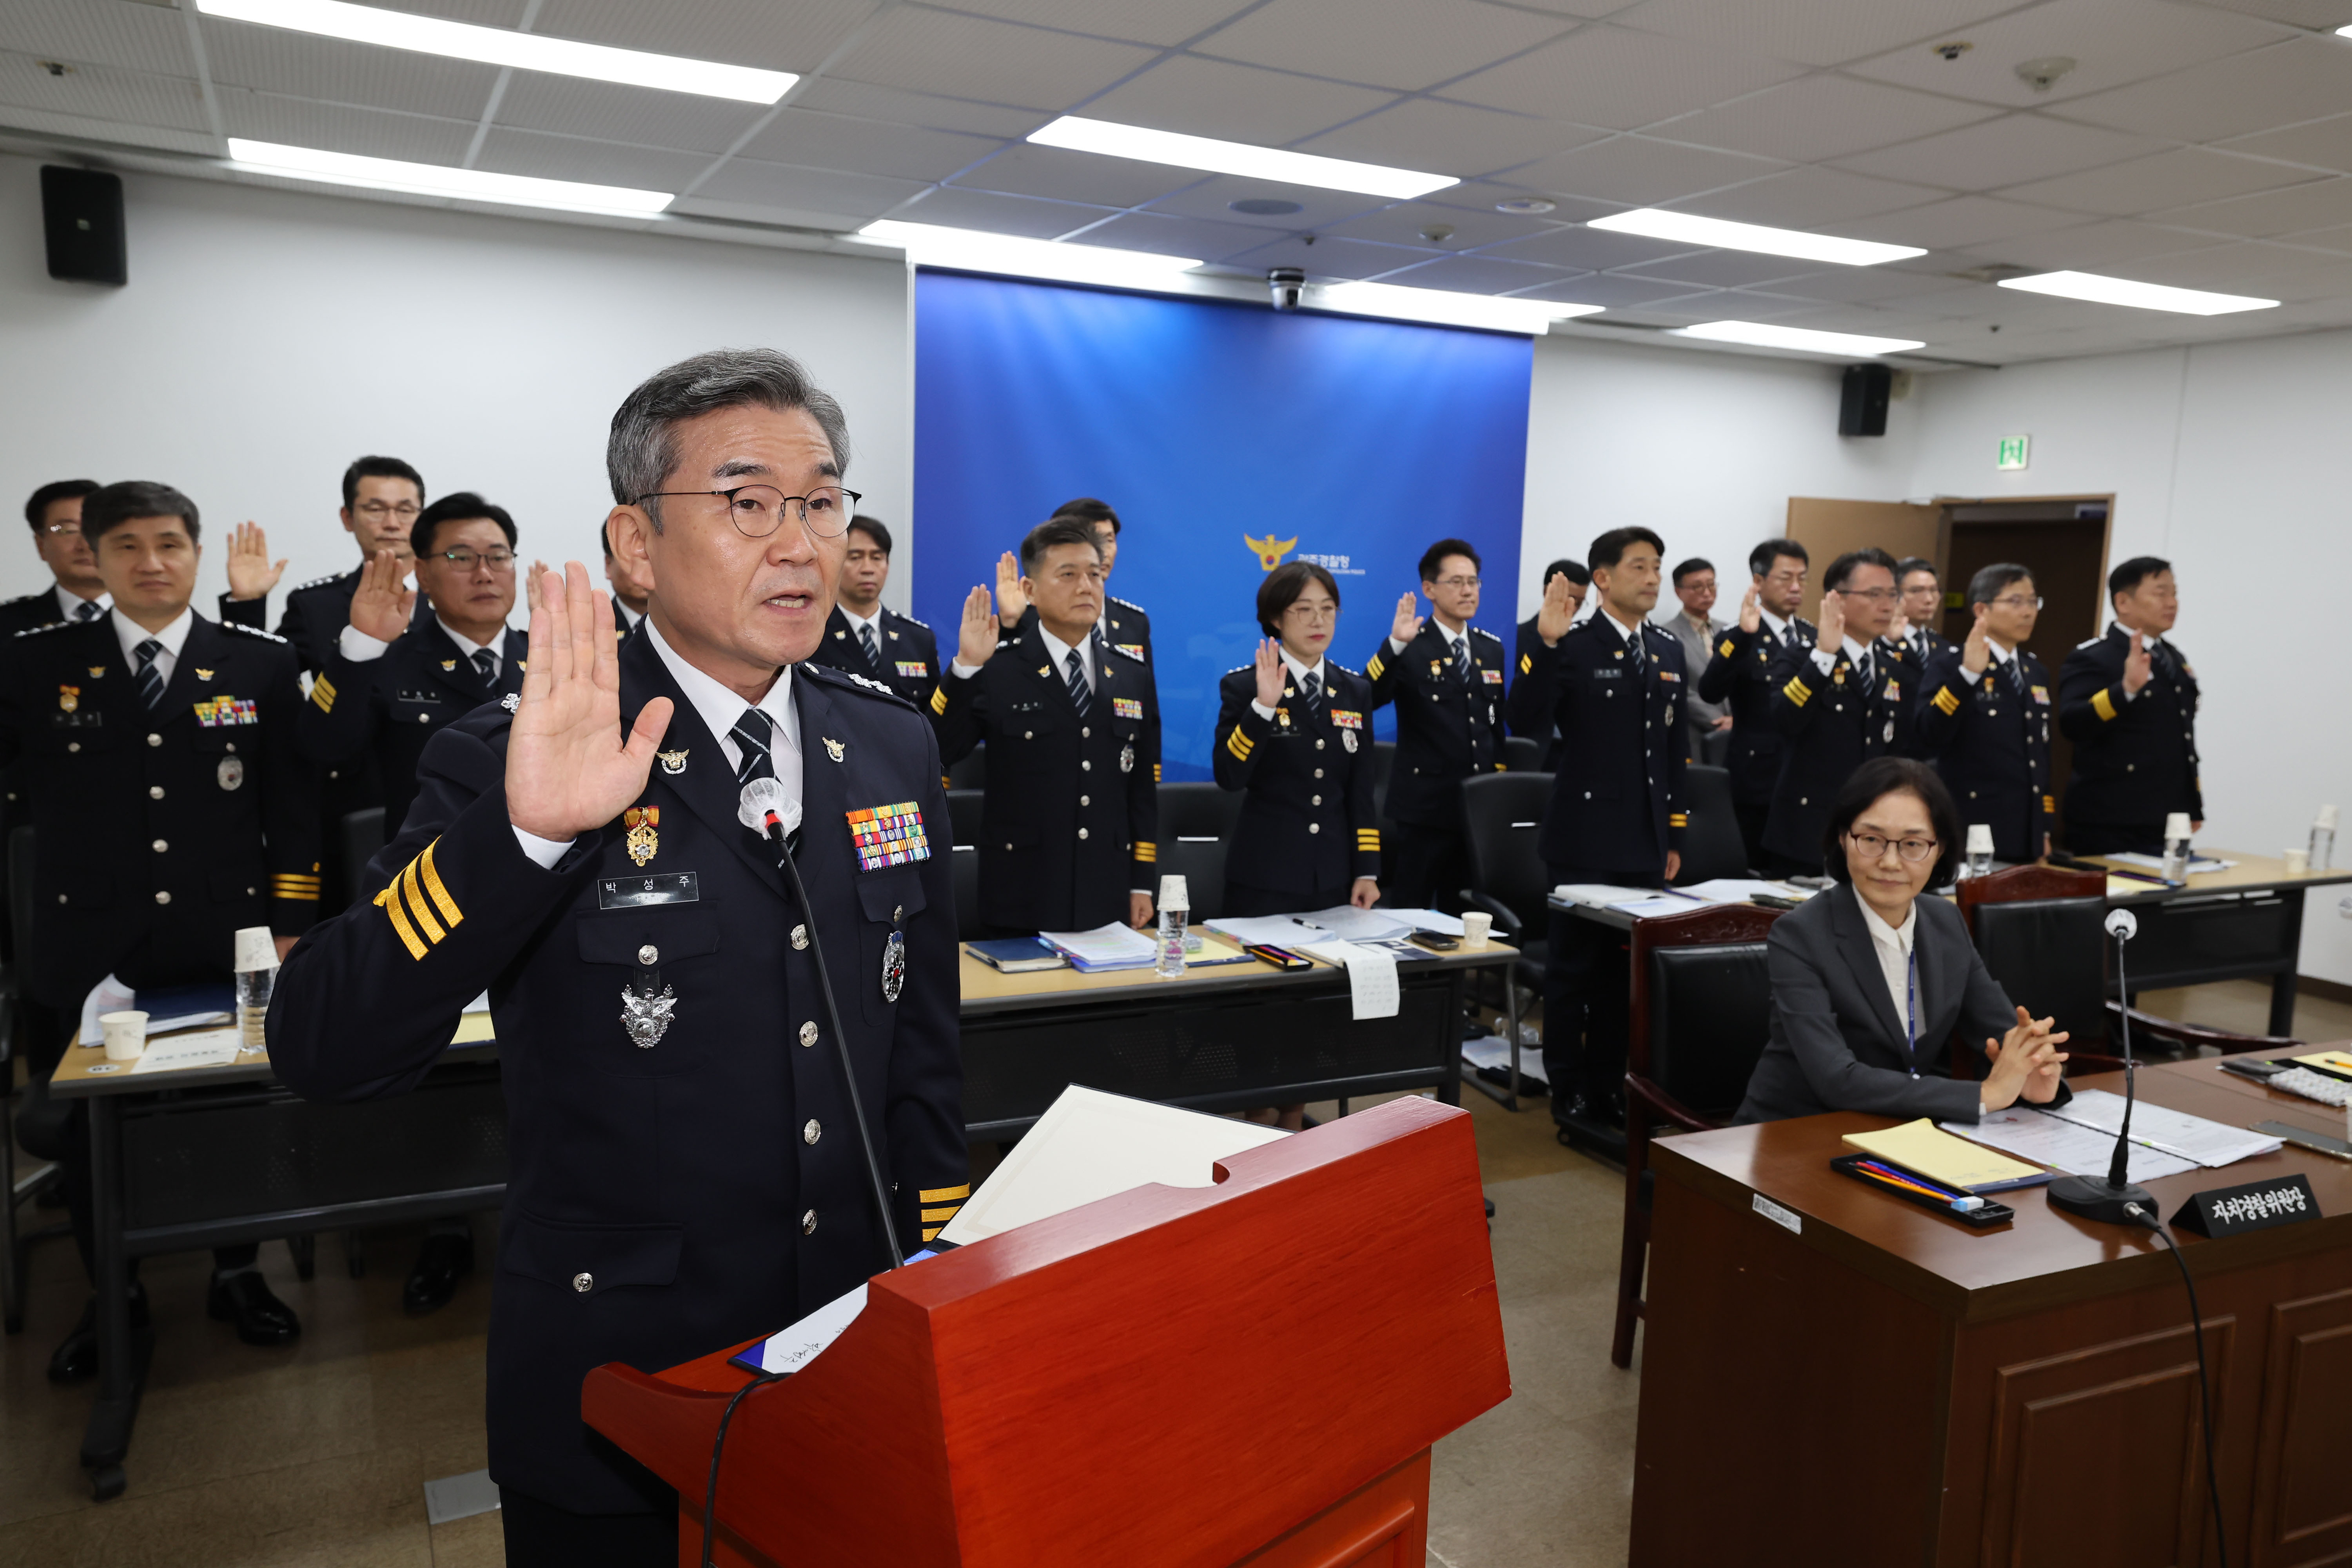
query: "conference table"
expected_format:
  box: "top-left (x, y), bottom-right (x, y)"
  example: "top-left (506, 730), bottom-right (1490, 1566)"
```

top-left (40, 932), bottom-right (1512, 1499)
top-left (1631, 1057), bottom-right (2352, 1566)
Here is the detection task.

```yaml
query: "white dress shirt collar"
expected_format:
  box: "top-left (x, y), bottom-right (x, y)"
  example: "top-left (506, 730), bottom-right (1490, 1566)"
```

top-left (1280, 648), bottom-right (1327, 690)
top-left (1853, 882), bottom-right (1918, 1039)
top-left (436, 616), bottom-right (498, 672)
top-left (642, 617), bottom-right (799, 785)
top-left (1986, 636), bottom-right (2016, 666)
top-left (112, 606), bottom-right (194, 680)
top-left (1842, 634), bottom-right (1874, 664)
top-left (56, 586), bottom-right (110, 623)
top-left (840, 603), bottom-right (883, 638)
top-left (1601, 606), bottom-right (1645, 649)
top-left (1759, 607), bottom-right (1790, 639)
top-left (1035, 621), bottom-right (1095, 688)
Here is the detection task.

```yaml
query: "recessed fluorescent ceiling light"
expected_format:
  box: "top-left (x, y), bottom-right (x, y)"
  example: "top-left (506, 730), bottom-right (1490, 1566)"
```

top-left (857, 220), bottom-right (1200, 290)
top-left (195, 0), bottom-right (794, 103)
top-left (1589, 209), bottom-right (1925, 267)
top-left (1318, 282), bottom-right (1593, 335)
top-left (1676, 320), bottom-right (1924, 356)
top-left (226, 139), bottom-right (673, 216)
top-left (1996, 270), bottom-right (2277, 316)
top-left (1028, 116), bottom-right (1454, 200)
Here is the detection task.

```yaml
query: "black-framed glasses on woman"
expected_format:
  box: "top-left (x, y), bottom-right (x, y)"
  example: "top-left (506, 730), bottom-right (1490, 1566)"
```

top-left (632, 483), bottom-right (862, 540)
top-left (1847, 830), bottom-right (1938, 863)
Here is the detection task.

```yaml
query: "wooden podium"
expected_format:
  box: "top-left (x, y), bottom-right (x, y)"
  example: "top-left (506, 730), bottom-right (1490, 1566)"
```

top-left (583, 1096), bottom-right (1511, 1567)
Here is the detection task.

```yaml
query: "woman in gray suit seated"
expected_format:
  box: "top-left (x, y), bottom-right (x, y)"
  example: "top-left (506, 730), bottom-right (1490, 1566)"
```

top-left (1737, 755), bottom-right (2071, 1124)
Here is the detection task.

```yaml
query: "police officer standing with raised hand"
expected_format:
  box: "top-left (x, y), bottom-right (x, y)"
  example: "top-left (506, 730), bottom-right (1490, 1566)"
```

top-left (2059, 556), bottom-right (2200, 855)
top-left (1698, 540), bottom-right (1813, 868)
top-left (807, 514), bottom-right (938, 713)
top-left (268, 350), bottom-right (967, 1567)
top-left (1915, 564), bottom-right (2054, 862)
top-left (1508, 527), bottom-right (1686, 1144)
top-left (220, 456), bottom-right (425, 668)
top-left (1894, 557), bottom-right (1953, 667)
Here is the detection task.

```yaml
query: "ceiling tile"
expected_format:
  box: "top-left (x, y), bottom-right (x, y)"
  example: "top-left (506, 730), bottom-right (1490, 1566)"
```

top-left (489, 72), bottom-right (764, 156)
top-left (1830, 112), bottom-right (2159, 190)
top-left (2125, 240), bottom-right (2352, 299)
top-left (1999, 146), bottom-right (2327, 216)
top-left (828, 8), bottom-right (1157, 112)
top-left (788, 78), bottom-right (1050, 139)
top-left (933, 0), bottom-right (1258, 48)
top-left (1221, 232), bottom-right (1444, 279)
top-left (1610, 0), bottom-right (2020, 68)
top-left (1140, 172), bottom-right (1391, 229)
top-left (1481, 222), bottom-right (1690, 268)
top-left (1646, 75), bottom-right (1997, 163)
top-left (882, 181), bottom-right (1121, 236)
top-left (690, 156), bottom-right (934, 220)
top-left (1679, 164), bottom-right (1946, 226)
top-left (4, 0), bottom-right (201, 77)
top-left (215, 91), bottom-right (470, 161)
top-left (1419, 180), bottom-right (1625, 222)
top-left (0, 54), bottom-right (209, 135)
top-left (2220, 112), bottom-right (2352, 174)
top-left (0, 103), bottom-right (216, 155)
top-left (1820, 193), bottom-right (2090, 249)
top-left (1367, 253), bottom-right (1582, 291)
top-left (1505, 133), bottom-right (1782, 205)
top-left (2156, 175), bottom-right (2352, 237)
top-left (736, 107), bottom-right (1003, 182)
top-left (1312, 198), bottom-right (1566, 249)
top-left (2053, 37), bottom-right (2352, 143)
top-left (1842, 0), bottom-right (2296, 109)
top-left (2275, 220), bottom-right (2352, 252)
top-left (471, 129), bottom-right (714, 190)
top-left (1064, 209), bottom-right (1291, 259)
top-left (533, 0), bottom-right (873, 75)
top-left (2186, 0), bottom-right (2352, 25)
top-left (1618, 248), bottom-right (1820, 287)
top-left (1513, 270), bottom-right (1689, 306)
top-left (948, 141), bottom-right (1201, 206)
top-left (1192, 0), bottom-right (1571, 92)
top-left (200, 17), bottom-right (501, 121)
top-left (1078, 53), bottom-right (1397, 142)
top-left (1760, 266), bottom-right (1976, 303)
top-left (1295, 96), bottom-right (1603, 177)
top-left (1952, 217), bottom-right (2220, 269)
top-left (1438, 22), bottom-right (1804, 129)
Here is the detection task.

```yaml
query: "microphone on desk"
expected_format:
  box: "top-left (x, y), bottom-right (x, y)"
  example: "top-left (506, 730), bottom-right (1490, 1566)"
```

top-left (737, 778), bottom-right (905, 1271)
top-left (2047, 906), bottom-right (2154, 1226)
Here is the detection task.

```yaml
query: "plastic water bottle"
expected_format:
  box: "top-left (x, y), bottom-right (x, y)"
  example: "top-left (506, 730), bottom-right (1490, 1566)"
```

top-left (2312, 804), bottom-right (2338, 873)
top-left (233, 925), bottom-right (277, 1052)
top-left (1964, 824), bottom-right (1993, 880)
top-left (1155, 874), bottom-right (1190, 979)
top-left (2161, 812), bottom-right (2193, 882)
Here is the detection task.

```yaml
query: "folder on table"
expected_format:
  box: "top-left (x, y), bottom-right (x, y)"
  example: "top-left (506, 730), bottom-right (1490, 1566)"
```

top-left (1842, 1118), bottom-right (2052, 1193)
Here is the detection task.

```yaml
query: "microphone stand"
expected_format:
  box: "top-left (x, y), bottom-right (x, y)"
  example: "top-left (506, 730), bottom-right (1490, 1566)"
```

top-left (2047, 910), bottom-right (2153, 1225)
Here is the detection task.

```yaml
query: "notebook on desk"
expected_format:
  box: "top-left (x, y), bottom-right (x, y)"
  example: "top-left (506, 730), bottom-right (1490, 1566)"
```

top-left (1842, 1118), bottom-right (2054, 1193)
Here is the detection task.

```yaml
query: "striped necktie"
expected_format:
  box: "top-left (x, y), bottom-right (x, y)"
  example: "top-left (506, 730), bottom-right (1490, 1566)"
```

top-left (1298, 667), bottom-right (1322, 715)
top-left (1452, 633), bottom-right (1473, 686)
top-left (1064, 648), bottom-right (1093, 717)
top-left (134, 638), bottom-right (166, 710)
top-left (2003, 653), bottom-right (2026, 695)
top-left (472, 648), bottom-right (497, 686)
top-left (857, 620), bottom-right (883, 673)
top-left (731, 708), bottom-right (775, 784)
top-left (1624, 626), bottom-right (1645, 674)
top-left (75, 600), bottom-right (102, 622)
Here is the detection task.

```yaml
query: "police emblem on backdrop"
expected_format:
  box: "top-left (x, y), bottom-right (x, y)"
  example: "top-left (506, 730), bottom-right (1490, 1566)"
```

top-left (624, 805), bottom-right (659, 867)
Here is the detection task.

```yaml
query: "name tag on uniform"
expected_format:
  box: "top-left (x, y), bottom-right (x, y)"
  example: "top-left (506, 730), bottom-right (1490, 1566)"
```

top-left (397, 687), bottom-right (445, 705)
top-left (193, 696), bottom-right (258, 727)
top-left (894, 661), bottom-right (928, 677)
top-left (1112, 697), bottom-right (1143, 720)
top-left (598, 872), bottom-right (700, 909)
top-left (848, 802), bottom-right (931, 870)
top-left (2032, 684), bottom-right (2050, 705)
top-left (1593, 667), bottom-right (1625, 680)
top-left (1328, 710), bottom-right (1363, 730)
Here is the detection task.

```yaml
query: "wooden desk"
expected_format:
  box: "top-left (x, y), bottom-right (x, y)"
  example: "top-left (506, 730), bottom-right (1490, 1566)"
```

top-left (2083, 848), bottom-right (2352, 1036)
top-left (1631, 1059), bottom-right (2352, 1567)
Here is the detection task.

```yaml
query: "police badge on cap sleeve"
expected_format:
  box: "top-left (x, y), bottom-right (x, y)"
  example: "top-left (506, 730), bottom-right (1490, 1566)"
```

top-left (217, 755), bottom-right (245, 791)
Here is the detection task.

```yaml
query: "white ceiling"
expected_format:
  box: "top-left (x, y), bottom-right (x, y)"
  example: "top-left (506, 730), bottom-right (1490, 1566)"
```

top-left (13, 0), bottom-right (2352, 364)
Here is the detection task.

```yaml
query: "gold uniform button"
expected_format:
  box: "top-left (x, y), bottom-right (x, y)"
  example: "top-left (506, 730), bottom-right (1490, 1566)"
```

top-left (1079, 794), bottom-right (1090, 807)
top-left (799, 1020), bottom-right (818, 1047)
top-left (790, 924), bottom-right (808, 950)
top-left (572, 1272), bottom-right (592, 1293)
top-left (801, 1209), bottom-right (818, 1235)
top-left (803, 1119), bottom-right (821, 1145)
top-left (155, 890), bottom-right (171, 905)
top-left (148, 785), bottom-right (164, 800)
top-left (1315, 738), bottom-right (1325, 750)
top-left (152, 839), bottom-right (168, 852)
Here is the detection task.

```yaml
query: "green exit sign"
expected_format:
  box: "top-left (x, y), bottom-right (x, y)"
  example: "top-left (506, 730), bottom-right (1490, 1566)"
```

top-left (1996, 435), bottom-right (2031, 470)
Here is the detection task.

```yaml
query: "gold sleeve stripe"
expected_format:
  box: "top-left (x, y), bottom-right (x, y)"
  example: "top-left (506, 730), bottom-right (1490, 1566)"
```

top-left (1669, 813), bottom-right (1688, 827)
top-left (920, 1205), bottom-right (962, 1222)
top-left (1783, 677), bottom-right (1811, 707)
top-left (1225, 728), bottom-right (1253, 761)
top-left (920, 1183), bottom-right (970, 1203)
top-left (1367, 653), bottom-right (1384, 680)
top-left (1134, 842), bottom-right (1157, 862)
top-left (921, 1226), bottom-right (944, 1243)
top-left (2091, 687), bottom-right (2117, 723)
top-left (1519, 653), bottom-right (1531, 674)
top-left (1154, 763), bottom-right (1162, 783)
top-left (418, 840), bottom-right (463, 928)
top-left (400, 860), bottom-right (447, 944)
top-left (309, 674), bottom-right (336, 713)
top-left (1718, 638), bottom-right (1735, 658)
top-left (1932, 687), bottom-right (1960, 716)
top-left (374, 883), bottom-right (427, 960)
top-left (930, 686), bottom-right (948, 716)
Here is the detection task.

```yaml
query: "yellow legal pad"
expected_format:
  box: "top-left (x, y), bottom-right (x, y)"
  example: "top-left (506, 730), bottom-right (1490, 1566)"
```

top-left (2293, 1050), bottom-right (2352, 1076)
top-left (1840, 1118), bottom-right (2046, 1192)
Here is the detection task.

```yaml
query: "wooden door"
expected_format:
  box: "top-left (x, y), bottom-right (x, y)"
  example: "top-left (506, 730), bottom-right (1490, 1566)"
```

top-left (1784, 499), bottom-right (1942, 622)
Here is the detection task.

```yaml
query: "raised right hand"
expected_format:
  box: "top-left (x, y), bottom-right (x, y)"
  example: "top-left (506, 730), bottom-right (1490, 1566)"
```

top-left (1535, 571), bottom-right (1578, 646)
top-left (994, 551), bottom-right (1029, 629)
top-left (1961, 604), bottom-right (1992, 678)
top-left (1389, 591), bottom-right (1424, 646)
top-left (347, 548), bottom-right (416, 643)
top-left (2122, 628), bottom-right (2152, 694)
top-left (225, 521), bottom-right (288, 603)
top-left (1815, 589), bottom-right (1845, 651)
top-left (506, 563), bottom-right (674, 843)
top-left (1738, 581), bottom-right (1761, 633)
top-left (958, 584), bottom-right (1000, 668)
top-left (1253, 637), bottom-right (1285, 709)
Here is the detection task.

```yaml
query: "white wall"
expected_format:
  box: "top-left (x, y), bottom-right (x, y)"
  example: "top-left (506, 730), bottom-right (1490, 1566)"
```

top-left (0, 155), bottom-right (913, 621)
top-left (1519, 333), bottom-right (1922, 620)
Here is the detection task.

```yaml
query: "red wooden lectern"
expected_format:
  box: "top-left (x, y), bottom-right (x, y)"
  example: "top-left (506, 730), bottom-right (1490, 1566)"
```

top-left (583, 1095), bottom-right (1510, 1568)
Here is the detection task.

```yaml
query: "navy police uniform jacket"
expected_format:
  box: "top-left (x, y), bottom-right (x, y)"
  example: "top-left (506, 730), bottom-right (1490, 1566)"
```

top-left (0, 616), bottom-right (323, 1009)
top-left (808, 604), bottom-right (939, 716)
top-left (267, 632), bottom-right (967, 1513)
top-left (933, 609), bottom-right (1157, 931)
top-left (1211, 663), bottom-right (1380, 897)
top-left (304, 606), bottom-right (527, 840)
top-left (1102, 594), bottom-right (1160, 781)
top-left (2057, 623), bottom-right (2202, 854)
top-left (1368, 621), bottom-right (1504, 828)
top-left (0, 589), bottom-right (95, 840)
top-left (1762, 636), bottom-right (1918, 866)
top-left (220, 566), bottom-right (361, 673)
top-left (1696, 615), bottom-right (1816, 809)
top-left (1506, 615), bottom-right (1688, 878)
top-left (1915, 646), bottom-right (2054, 864)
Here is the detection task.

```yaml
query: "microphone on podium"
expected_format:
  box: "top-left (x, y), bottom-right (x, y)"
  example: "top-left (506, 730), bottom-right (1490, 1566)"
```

top-left (738, 778), bottom-right (904, 1271)
top-left (2047, 906), bottom-right (2150, 1225)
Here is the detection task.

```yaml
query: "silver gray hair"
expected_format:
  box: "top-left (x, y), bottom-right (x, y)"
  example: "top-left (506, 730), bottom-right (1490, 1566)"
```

top-left (607, 348), bottom-right (851, 527)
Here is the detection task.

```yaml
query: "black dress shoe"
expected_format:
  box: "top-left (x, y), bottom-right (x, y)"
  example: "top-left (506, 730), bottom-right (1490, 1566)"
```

top-left (47, 1284), bottom-right (151, 1383)
top-left (207, 1271), bottom-right (300, 1347)
top-left (402, 1232), bottom-right (475, 1316)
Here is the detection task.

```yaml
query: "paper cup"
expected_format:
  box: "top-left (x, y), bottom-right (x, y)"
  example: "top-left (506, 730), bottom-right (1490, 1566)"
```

top-left (1965, 824), bottom-right (1994, 856)
top-left (100, 1010), bottom-right (148, 1063)
top-left (1460, 912), bottom-right (1493, 950)
top-left (2164, 811), bottom-right (2193, 842)
top-left (233, 925), bottom-right (277, 972)
top-left (1157, 874), bottom-right (1189, 912)
top-left (2284, 848), bottom-right (2311, 874)
top-left (2319, 804), bottom-right (2340, 832)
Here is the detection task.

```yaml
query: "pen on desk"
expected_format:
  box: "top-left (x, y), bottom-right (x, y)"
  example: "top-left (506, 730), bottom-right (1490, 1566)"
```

top-left (1854, 1160), bottom-right (1986, 1212)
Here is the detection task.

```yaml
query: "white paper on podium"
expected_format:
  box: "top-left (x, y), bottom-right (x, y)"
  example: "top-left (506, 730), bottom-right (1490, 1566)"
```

top-left (1295, 940), bottom-right (1400, 1019)
top-left (752, 1282), bottom-right (868, 1374)
top-left (938, 1086), bottom-right (1288, 1248)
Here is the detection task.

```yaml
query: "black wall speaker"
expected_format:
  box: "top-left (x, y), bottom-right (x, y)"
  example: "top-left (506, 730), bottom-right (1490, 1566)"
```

top-left (42, 166), bottom-right (126, 286)
top-left (1839, 363), bottom-right (1890, 437)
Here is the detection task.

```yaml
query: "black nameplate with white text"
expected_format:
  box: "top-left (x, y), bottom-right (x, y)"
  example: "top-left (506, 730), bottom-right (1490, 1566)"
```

top-left (598, 872), bottom-right (700, 910)
top-left (2169, 1173), bottom-right (2320, 1239)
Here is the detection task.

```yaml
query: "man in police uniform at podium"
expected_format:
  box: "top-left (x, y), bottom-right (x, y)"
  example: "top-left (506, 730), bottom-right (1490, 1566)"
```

top-left (268, 350), bottom-right (968, 1567)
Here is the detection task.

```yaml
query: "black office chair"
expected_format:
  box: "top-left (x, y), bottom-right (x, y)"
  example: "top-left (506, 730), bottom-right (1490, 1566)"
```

top-left (950, 845), bottom-right (984, 940)
top-left (1158, 781), bottom-right (1242, 842)
top-left (1156, 838), bottom-right (1227, 921)
top-left (946, 745), bottom-right (986, 791)
top-left (340, 807), bottom-right (387, 908)
top-left (2, 824), bottom-right (69, 1335)
top-left (1501, 736), bottom-right (1541, 774)
top-left (945, 789), bottom-right (984, 854)
top-left (1458, 771), bottom-right (1552, 1011)
top-left (1670, 764), bottom-right (1749, 885)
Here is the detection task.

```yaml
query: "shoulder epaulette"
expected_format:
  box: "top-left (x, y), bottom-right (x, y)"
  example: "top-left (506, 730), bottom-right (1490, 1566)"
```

top-left (2076, 636), bottom-right (2104, 649)
top-left (1, 591), bottom-right (46, 608)
top-left (1329, 661), bottom-right (1363, 678)
top-left (12, 618), bottom-right (74, 638)
top-left (802, 661), bottom-right (915, 708)
top-left (1224, 663), bottom-right (1251, 676)
top-left (1108, 595), bottom-right (1147, 614)
top-left (293, 571), bottom-right (345, 591)
top-left (893, 611), bottom-right (932, 631)
top-left (1472, 626), bottom-right (1502, 643)
top-left (222, 621), bottom-right (289, 643)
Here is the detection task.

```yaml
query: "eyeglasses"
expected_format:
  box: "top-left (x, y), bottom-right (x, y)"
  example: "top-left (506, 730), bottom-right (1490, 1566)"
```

top-left (1839, 587), bottom-right (1898, 603)
top-left (1847, 831), bottom-right (1939, 864)
top-left (42, 523), bottom-right (81, 538)
top-left (434, 547), bottom-right (516, 571)
top-left (353, 502), bottom-right (422, 521)
top-left (1432, 575), bottom-right (1481, 590)
top-left (1992, 594), bottom-right (2044, 610)
top-left (634, 484), bottom-right (861, 539)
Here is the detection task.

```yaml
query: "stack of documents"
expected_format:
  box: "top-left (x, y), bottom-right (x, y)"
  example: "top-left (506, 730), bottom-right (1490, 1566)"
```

top-left (1675, 878), bottom-right (1818, 905)
top-left (1945, 1089), bottom-right (2279, 1180)
top-left (1841, 1119), bottom-right (2052, 1192)
top-left (1551, 883), bottom-right (1669, 909)
top-left (1037, 923), bottom-right (1160, 972)
top-left (2105, 851), bottom-right (2237, 873)
top-left (78, 977), bottom-right (235, 1047)
top-left (1953, 1107), bottom-right (2196, 1183)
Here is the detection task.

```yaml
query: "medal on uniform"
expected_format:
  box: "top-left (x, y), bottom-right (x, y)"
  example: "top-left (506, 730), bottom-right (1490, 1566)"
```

top-left (619, 982), bottom-right (675, 1048)
top-left (1120, 740), bottom-right (1135, 774)
top-left (193, 668), bottom-right (213, 681)
top-left (658, 749), bottom-right (688, 775)
top-left (624, 805), bottom-right (659, 867)
top-left (1342, 728), bottom-right (1358, 754)
top-left (823, 737), bottom-right (846, 762)
top-left (881, 929), bottom-right (906, 1004)
top-left (86, 666), bottom-right (105, 679)
top-left (218, 755), bottom-right (245, 791)
top-left (57, 685), bottom-right (77, 714)
top-left (440, 658), bottom-right (457, 671)
top-left (502, 693), bottom-right (520, 712)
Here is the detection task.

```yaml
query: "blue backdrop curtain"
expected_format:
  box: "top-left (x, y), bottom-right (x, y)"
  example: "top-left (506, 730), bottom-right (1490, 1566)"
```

top-left (911, 272), bottom-right (1532, 781)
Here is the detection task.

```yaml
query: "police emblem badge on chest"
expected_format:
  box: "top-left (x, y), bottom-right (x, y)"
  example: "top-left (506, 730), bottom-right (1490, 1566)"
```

top-left (624, 805), bottom-right (659, 867)
top-left (881, 928), bottom-right (906, 1004)
top-left (658, 749), bottom-right (688, 775)
top-left (1120, 740), bottom-right (1135, 774)
top-left (218, 755), bottom-right (245, 791)
top-left (620, 983), bottom-right (675, 1048)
